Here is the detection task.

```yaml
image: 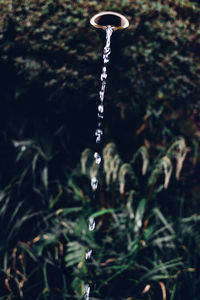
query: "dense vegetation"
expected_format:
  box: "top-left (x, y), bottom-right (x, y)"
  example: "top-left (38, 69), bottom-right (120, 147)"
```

top-left (0, 0), bottom-right (200, 299)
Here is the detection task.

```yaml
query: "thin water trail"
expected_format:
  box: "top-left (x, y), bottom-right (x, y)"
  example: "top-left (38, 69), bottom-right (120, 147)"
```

top-left (84, 25), bottom-right (113, 300)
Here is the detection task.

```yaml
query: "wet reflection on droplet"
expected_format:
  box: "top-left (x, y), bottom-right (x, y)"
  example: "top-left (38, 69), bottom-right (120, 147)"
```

top-left (89, 217), bottom-right (95, 231)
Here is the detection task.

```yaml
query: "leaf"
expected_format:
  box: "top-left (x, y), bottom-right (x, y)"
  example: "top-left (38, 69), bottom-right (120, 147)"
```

top-left (65, 242), bottom-right (85, 268)
top-left (153, 208), bottom-right (175, 235)
top-left (91, 208), bottom-right (118, 219)
top-left (55, 207), bottom-right (82, 216)
top-left (41, 166), bottom-right (48, 191)
top-left (49, 184), bottom-right (63, 209)
top-left (136, 258), bottom-right (183, 286)
top-left (19, 243), bottom-right (38, 262)
top-left (133, 198), bottom-right (147, 233)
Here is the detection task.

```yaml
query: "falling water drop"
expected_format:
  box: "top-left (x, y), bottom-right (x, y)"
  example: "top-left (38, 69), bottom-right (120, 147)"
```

top-left (98, 121), bottom-right (102, 128)
top-left (100, 72), bottom-right (107, 81)
top-left (91, 177), bottom-right (98, 191)
top-left (104, 46), bottom-right (111, 54)
top-left (99, 91), bottom-right (104, 101)
top-left (101, 81), bottom-right (106, 92)
top-left (95, 129), bottom-right (103, 144)
top-left (96, 136), bottom-right (101, 144)
top-left (98, 112), bottom-right (104, 119)
top-left (94, 152), bottom-right (101, 164)
top-left (98, 104), bottom-right (104, 113)
top-left (95, 129), bottom-right (103, 136)
top-left (84, 284), bottom-right (90, 300)
top-left (89, 217), bottom-right (95, 231)
top-left (86, 249), bottom-right (93, 260)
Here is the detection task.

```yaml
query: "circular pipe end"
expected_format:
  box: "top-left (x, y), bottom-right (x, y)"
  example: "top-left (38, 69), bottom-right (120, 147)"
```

top-left (90, 11), bottom-right (129, 31)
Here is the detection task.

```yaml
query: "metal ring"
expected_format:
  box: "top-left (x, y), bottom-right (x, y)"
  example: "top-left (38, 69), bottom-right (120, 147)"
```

top-left (90, 11), bottom-right (129, 31)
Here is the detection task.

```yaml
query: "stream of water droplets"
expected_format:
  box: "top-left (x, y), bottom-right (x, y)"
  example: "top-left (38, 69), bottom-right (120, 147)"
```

top-left (84, 25), bottom-right (113, 300)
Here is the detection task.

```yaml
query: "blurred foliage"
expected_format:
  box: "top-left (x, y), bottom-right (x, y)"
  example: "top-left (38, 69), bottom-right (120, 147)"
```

top-left (0, 0), bottom-right (200, 299)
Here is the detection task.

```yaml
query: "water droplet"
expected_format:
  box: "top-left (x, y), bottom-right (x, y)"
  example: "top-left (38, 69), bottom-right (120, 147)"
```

top-left (95, 129), bottom-right (103, 144)
top-left (104, 47), bottom-right (111, 56)
top-left (13, 141), bottom-right (19, 148)
top-left (98, 112), bottom-right (104, 119)
top-left (95, 129), bottom-right (103, 136)
top-left (98, 104), bottom-right (104, 113)
top-left (84, 284), bottom-right (90, 300)
top-left (86, 249), bottom-right (93, 260)
top-left (99, 91), bottom-right (104, 101)
top-left (96, 136), bottom-right (101, 144)
top-left (91, 177), bottom-right (98, 191)
top-left (21, 145), bottom-right (26, 151)
top-left (94, 152), bottom-right (101, 164)
top-left (101, 72), bottom-right (107, 81)
top-left (89, 217), bottom-right (95, 231)
top-left (101, 81), bottom-right (106, 92)
top-left (103, 57), bottom-right (109, 64)
top-left (98, 121), bottom-right (102, 128)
